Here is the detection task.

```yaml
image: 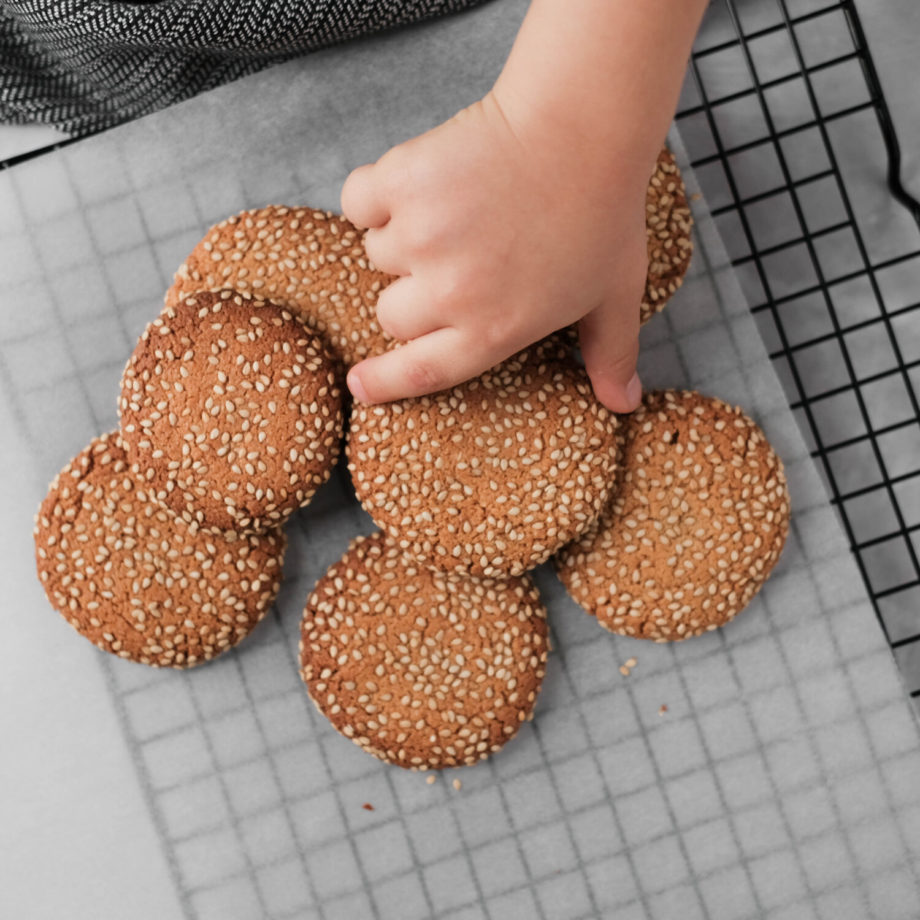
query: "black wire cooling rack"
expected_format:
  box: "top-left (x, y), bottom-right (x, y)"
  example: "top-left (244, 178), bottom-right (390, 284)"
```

top-left (675, 0), bottom-right (920, 704)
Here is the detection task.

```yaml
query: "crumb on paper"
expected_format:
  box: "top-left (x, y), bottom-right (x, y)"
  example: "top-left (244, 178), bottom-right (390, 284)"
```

top-left (426, 774), bottom-right (437, 785)
top-left (659, 704), bottom-right (668, 716)
top-left (362, 803), bottom-right (374, 811)
top-left (452, 779), bottom-right (462, 791)
top-left (690, 191), bottom-right (702, 202)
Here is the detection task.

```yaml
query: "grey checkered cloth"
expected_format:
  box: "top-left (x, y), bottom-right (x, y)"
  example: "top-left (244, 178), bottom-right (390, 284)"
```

top-left (0, 0), bottom-right (488, 136)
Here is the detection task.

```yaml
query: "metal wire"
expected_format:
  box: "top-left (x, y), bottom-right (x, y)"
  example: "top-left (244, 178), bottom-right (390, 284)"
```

top-left (676, 0), bottom-right (920, 699)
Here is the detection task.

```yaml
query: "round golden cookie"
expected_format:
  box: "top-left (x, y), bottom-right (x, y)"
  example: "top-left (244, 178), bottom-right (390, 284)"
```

top-left (347, 355), bottom-right (620, 577)
top-left (641, 148), bottom-right (693, 325)
top-left (555, 390), bottom-right (789, 641)
top-left (165, 206), bottom-right (394, 367)
top-left (34, 432), bottom-right (286, 668)
top-left (299, 532), bottom-right (549, 769)
top-left (119, 289), bottom-right (344, 536)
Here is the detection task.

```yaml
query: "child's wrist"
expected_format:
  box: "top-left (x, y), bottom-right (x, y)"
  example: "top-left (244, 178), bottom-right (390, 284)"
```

top-left (489, 0), bottom-right (707, 194)
top-left (487, 79), bottom-right (658, 199)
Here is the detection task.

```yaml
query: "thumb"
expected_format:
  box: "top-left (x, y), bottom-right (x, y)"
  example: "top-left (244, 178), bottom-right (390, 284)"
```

top-left (578, 296), bottom-right (642, 414)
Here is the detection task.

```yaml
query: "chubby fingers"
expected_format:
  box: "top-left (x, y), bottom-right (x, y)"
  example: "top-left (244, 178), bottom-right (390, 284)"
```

top-left (578, 294), bottom-right (642, 414)
top-left (362, 225), bottom-right (412, 277)
top-left (347, 327), bottom-right (504, 405)
top-left (341, 162), bottom-right (390, 229)
top-left (373, 276), bottom-right (446, 342)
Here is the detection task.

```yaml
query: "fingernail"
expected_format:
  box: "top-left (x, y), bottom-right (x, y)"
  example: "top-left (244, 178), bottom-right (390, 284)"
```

top-left (626, 372), bottom-right (642, 408)
top-left (347, 369), bottom-right (370, 404)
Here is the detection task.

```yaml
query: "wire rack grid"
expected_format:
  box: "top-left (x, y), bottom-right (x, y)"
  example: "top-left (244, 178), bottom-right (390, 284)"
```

top-left (675, 0), bottom-right (920, 708)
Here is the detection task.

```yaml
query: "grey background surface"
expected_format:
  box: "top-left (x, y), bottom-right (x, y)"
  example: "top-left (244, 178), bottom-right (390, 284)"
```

top-left (2, 1), bottom-right (920, 919)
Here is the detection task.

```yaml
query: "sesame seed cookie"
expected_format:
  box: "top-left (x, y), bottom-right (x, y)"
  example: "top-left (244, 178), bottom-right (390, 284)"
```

top-left (165, 206), bottom-right (394, 367)
top-left (555, 390), bottom-right (789, 641)
top-left (34, 432), bottom-right (285, 668)
top-left (119, 289), bottom-right (344, 537)
top-left (641, 148), bottom-right (693, 325)
top-left (300, 532), bottom-right (548, 769)
top-left (347, 355), bottom-right (620, 577)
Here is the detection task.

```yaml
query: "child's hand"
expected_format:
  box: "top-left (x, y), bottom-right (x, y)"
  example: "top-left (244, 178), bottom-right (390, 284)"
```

top-left (341, 90), bottom-right (647, 413)
top-left (341, 0), bottom-right (707, 412)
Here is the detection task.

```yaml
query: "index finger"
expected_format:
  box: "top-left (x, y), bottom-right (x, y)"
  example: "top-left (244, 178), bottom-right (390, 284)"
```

top-left (347, 328), bottom-right (505, 405)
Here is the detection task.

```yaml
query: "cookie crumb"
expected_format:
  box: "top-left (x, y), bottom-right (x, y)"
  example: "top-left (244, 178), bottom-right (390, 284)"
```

top-left (658, 705), bottom-right (668, 716)
top-left (452, 779), bottom-right (462, 791)
top-left (362, 803), bottom-right (374, 811)
top-left (426, 775), bottom-right (437, 785)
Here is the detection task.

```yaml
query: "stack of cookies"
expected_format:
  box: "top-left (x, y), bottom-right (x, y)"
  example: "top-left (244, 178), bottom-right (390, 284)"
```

top-left (336, 378), bottom-right (788, 769)
top-left (35, 149), bottom-right (789, 771)
top-left (34, 289), bottom-right (344, 667)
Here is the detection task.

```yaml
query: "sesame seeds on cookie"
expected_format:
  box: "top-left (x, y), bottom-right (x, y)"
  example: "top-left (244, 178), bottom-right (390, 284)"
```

top-left (347, 355), bottom-right (620, 577)
top-left (555, 390), bottom-right (789, 641)
top-left (119, 289), bottom-right (344, 537)
top-left (299, 532), bottom-right (549, 769)
top-left (641, 148), bottom-right (693, 325)
top-left (166, 206), bottom-right (394, 367)
top-left (34, 432), bottom-right (286, 668)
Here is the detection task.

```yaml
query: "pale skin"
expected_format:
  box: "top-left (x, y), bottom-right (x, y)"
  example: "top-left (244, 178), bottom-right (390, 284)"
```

top-left (342, 0), bottom-right (708, 411)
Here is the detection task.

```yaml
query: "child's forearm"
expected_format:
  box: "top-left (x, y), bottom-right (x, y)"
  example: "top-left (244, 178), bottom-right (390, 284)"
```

top-left (493, 0), bottom-right (708, 184)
